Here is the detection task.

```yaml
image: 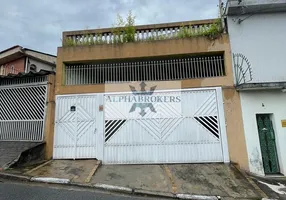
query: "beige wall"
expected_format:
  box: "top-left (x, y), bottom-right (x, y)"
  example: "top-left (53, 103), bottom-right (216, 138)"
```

top-left (223, 88), bottom-right (249, 170)
top-left (53, 34), bottom-right (249, 170)
top-left (56, 34), bottom-right (233, 94)
top-left (44, 74), bottom-right (56, 159)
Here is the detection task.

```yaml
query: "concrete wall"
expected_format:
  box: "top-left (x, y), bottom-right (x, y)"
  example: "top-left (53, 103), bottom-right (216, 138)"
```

top-left (56, 35), bottom-right (233, 94)
top-left (240, 91), bottom-right (286, 176)
top-left (227, 12), bottom-right (286, 83)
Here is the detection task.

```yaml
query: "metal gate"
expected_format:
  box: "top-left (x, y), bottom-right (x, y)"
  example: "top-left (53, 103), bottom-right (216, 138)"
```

top-left (53, 94), bottom-right (104, 159)
top-left (103, 88), bottom-right (228, 164)
top-left (0, 82), bottom-right (48, 141)
top-left (53, 87), bottom-right (229, 163)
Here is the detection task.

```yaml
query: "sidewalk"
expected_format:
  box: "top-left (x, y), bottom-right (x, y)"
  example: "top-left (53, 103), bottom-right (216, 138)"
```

top-left (0, 160), bottom-right (267, 200)
top-left (249, 174), bottom-right (286, 200)
top-left (91, 164), bottom-right (263, 199)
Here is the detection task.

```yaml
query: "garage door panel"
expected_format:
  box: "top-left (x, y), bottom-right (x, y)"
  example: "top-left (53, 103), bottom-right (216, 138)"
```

top-left (163, 118), bottom-right (220, 143)
top-left (53, 95), bottom-right (101, 159)
top-left (104, 143), bottom-right (223, 164)
top-left (54, 88), bottom-right (227, 163)
top-left (181, 90), bottom-right (218, 116)
top-left (105, 120), bottom-right (159, 144)
top-left (103, 88), bottom-right (225, 164)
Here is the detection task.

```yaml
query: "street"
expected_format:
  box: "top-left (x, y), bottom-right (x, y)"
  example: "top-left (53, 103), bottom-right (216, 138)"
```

top-left (0, 179), bottom-right (166, 200)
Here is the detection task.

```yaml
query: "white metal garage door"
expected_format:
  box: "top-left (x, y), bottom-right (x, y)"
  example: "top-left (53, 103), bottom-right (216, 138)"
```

top-left (53, 87), bottom-right (229, 163)
top-left (103, 88), bottom-right (228, 164)
top-left (53, 94), bottom-right (103, 159)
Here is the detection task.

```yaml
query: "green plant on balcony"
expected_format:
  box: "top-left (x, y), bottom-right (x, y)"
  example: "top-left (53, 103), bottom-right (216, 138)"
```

top-left (62, 37), bottom-right (75, 47)
top-left (123, 11), bottom-right (136, 43)
top-left (112, 10), bottom-right (135, 44)
top-left (176, 18), bottom-right (223, 40)
top-left (201, 18), bottom-right (223, 39)
top-left (62, 14), bottom-right (223, 47)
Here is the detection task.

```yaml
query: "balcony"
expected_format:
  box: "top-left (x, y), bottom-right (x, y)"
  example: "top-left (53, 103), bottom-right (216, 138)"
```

top-left (56, 18), bottom-right (234, 95)
top-left (226, 0), bottom-right (286, 15)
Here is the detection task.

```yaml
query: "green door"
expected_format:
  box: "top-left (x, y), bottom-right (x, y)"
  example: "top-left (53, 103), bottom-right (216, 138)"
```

top-left (256, 114), bottom-right (280, 174)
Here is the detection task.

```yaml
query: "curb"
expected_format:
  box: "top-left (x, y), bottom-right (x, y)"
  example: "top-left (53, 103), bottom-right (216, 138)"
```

top-left (0, 173), bottom-right (269, 200)
top-left (133, 189), bottom-right (176, 198)
top-left (93, 183), bottom-right (133, 194)
top-left (31, 177), bottom-right (70, 184)
top-left (0, 172), bottom-right (31, 182)
top-left (176, 194), bottom-right (218, 200)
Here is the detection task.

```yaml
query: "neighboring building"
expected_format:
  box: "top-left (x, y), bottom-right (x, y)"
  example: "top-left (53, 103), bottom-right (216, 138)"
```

top-left (0, 45), bottom-right (56, 76)
top-left (52, 18), bottom-right (249, 170)
top-left (0, 70), bottom-right (55, 169)
top-left (226, 0), bottom-right (286, 176)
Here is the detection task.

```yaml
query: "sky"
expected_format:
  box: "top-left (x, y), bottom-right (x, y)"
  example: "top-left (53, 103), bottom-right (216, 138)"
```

top-left (0, 0), bottom-right (220, 55)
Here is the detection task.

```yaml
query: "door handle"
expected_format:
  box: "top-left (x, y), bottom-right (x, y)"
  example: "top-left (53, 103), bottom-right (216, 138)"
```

top-left (94, 128), bottom-right (97, 134)
top-left (270, 130), bottom-right (275, 140)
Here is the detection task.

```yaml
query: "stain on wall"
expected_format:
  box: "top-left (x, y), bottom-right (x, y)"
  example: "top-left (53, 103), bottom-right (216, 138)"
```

top-left (249, 147), bottom-right (264, 175)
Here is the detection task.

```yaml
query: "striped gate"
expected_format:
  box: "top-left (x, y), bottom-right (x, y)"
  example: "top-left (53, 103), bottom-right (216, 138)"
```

top-left (104, 88), bottom-right (228, 164)
top-left (0, 79), bottom-right (48, 141)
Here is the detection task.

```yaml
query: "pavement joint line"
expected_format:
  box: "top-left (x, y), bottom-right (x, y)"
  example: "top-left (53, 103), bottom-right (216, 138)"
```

top-left (233, 164), bottom-right (269, 199)
top-left (164, 165), bottom-right (177, 194)
top-left (24, 160), bottom-right (53, 175)
top-left (85, 161), bottom-right (101, 183)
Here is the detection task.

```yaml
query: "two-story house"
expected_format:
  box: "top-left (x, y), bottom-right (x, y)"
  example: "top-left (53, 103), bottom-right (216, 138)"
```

top-left (226, 0), bottom-right (286, 176)
top-left (0, 45), bottom-right (56, 169)
top-left (51, 18), bottom-right (249, 171)
top-left (0, 45), bottom-right (56, 75)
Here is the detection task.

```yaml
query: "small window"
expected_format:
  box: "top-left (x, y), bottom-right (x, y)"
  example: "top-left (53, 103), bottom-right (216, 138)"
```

top-left (10, 65), bottom-right (15, 73)
top-left (30, 64), bottom-right (37, 72)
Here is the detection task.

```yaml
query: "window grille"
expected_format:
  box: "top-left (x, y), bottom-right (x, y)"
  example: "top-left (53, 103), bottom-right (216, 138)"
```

top-left (64, 54), bottom-right (225, 85)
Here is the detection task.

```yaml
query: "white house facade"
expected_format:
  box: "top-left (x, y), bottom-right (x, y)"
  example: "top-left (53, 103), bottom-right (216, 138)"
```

top-left (226, 0), bottom-right (286, 176)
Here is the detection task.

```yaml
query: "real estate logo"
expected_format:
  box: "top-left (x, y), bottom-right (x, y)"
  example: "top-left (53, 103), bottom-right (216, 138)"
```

top-left (129, 82), bottom-right (157, 116)
top-left (105, 81), bottom-right (181, 118)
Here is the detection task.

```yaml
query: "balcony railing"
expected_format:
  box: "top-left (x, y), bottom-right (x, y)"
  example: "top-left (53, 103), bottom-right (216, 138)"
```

top-left (62, 19), bottom-right (221, 47)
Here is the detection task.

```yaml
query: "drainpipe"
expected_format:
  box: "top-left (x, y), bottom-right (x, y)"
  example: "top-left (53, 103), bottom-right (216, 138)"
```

top-left (25, 56), bottom-right (29, 73)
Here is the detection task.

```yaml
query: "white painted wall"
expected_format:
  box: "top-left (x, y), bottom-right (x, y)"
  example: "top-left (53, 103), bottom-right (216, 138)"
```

top-left (227, 12), bottom-right (286, 83)
top-left (240, 91), bottom-right (286, 176)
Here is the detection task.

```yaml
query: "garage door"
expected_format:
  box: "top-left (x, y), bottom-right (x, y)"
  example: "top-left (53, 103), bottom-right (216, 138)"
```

top-left (53, 94), bottom-right (103, 159)
top-left (53, 87), bottom-right (229, 163)
top-left (103, 88), bottom-right (228, 164)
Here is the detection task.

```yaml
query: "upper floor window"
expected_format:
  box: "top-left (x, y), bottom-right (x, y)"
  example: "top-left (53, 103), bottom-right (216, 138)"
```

top-left (10, 65), bottom-right (15, 73)
top-left (64, 53), bottom-right (225, 85)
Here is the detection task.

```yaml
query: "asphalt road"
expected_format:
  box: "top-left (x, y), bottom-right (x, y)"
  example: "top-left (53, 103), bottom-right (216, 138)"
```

top-left (0, 179), bottom-right (166, 200)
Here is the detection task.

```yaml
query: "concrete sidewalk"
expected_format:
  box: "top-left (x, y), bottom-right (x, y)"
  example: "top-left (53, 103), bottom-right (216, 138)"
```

top-left (91, 164), bottom-right (263, 199)
top-left (1, 160), bottom-right (267, 199)
top-left (249, 174), bottom-right (286, 199)
top-left (25, 160), bottom-right (101, 183)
